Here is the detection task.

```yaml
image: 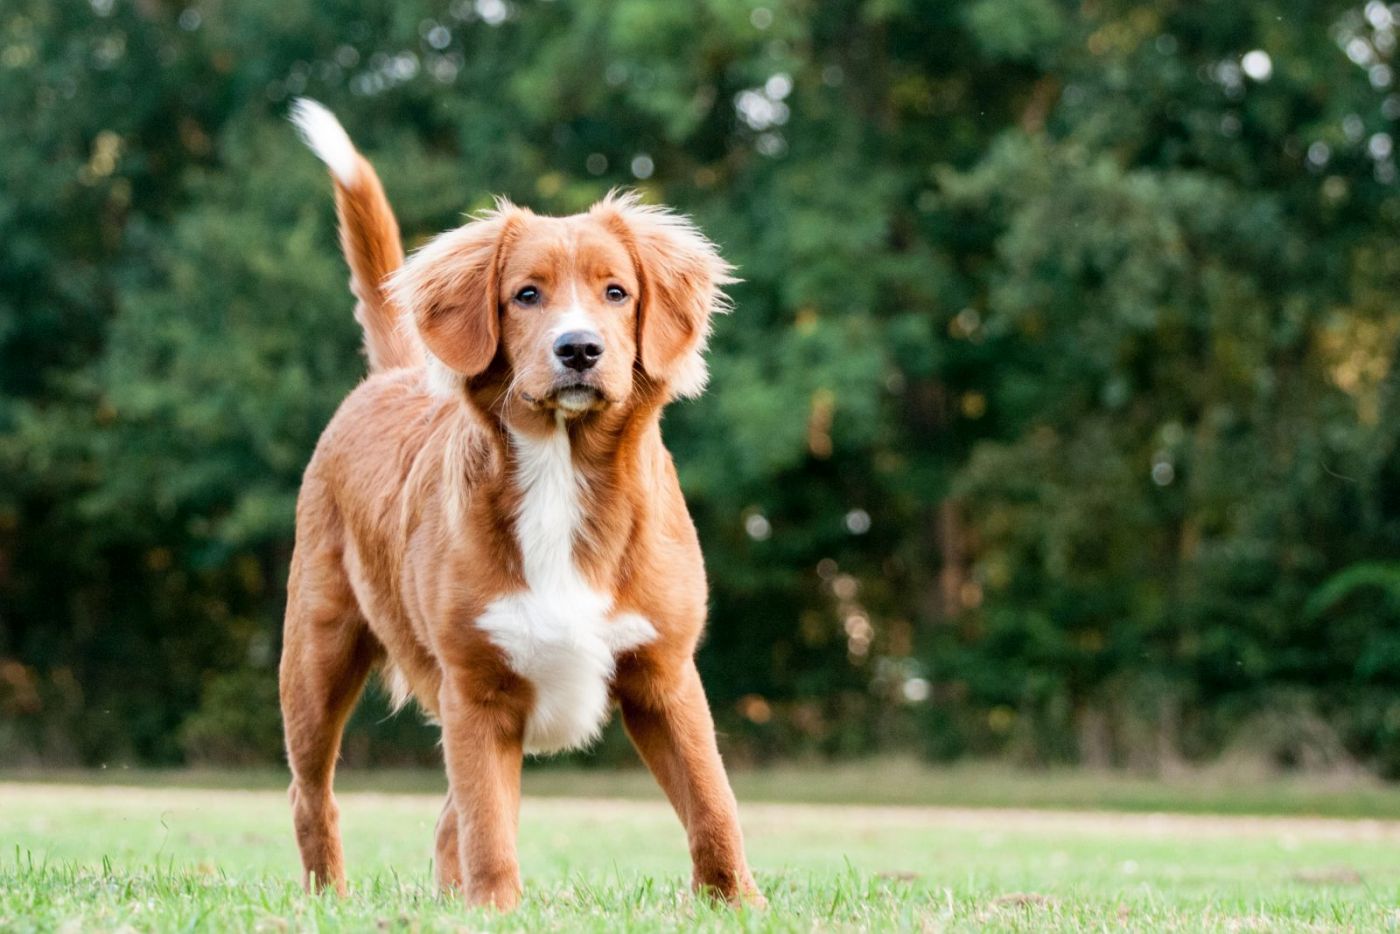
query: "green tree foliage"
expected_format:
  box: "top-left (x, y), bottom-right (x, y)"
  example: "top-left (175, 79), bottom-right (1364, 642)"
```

top-left (1, 0), bottom-right (1397, 772)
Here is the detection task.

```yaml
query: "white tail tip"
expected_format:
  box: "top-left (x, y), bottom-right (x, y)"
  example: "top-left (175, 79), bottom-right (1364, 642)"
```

top-left (289, 97), bottom-right (358, 186)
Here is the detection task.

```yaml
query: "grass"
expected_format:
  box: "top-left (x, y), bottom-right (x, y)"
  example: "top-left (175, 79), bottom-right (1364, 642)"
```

top-left (3, 775), bottom-right (1400, 931)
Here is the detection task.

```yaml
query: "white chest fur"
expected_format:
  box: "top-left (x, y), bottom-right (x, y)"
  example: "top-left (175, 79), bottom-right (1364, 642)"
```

top-left (473, 421), bottom-right (655, 754)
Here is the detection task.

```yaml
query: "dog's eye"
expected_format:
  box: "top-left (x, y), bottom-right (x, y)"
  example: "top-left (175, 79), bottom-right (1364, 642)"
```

top-left (514, 286), bottom-right (541, 306)
top-left (605, 284), bottom-right (628, 303)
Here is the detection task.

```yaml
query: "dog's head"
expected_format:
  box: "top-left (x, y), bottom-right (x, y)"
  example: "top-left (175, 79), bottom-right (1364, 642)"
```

top-left (389, 192), bottom-right (733, 423)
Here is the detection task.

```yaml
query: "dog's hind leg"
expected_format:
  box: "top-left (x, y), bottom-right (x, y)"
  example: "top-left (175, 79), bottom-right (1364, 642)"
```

top-left (279, 510), bottom-right (380, 896)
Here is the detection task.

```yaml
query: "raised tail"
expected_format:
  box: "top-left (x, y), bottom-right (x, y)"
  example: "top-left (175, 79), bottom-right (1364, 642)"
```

top-left (290, 98), bottom-right (423, 372)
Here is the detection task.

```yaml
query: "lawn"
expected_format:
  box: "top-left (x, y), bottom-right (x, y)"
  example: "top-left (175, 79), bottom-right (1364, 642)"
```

top-left (4, 774), bottom-right (1400, 932)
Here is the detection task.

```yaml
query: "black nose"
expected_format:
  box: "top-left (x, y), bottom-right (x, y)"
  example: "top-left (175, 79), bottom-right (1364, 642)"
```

top-left (553, 330), bottom-right (604, 371)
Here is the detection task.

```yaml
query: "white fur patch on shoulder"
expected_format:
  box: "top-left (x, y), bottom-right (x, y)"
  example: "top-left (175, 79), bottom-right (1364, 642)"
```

top-left (473, 423), bottom-right (657, 754)
top-left (290, 98), bottom-right (358, 187)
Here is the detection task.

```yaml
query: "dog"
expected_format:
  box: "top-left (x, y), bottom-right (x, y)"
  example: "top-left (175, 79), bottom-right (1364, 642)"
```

top-left (278, 99), bottom-right (762, 910)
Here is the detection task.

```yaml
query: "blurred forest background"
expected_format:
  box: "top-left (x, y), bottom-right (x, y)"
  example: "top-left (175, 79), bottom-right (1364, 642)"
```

top-left (2, 0), bottom-right (1399, 777)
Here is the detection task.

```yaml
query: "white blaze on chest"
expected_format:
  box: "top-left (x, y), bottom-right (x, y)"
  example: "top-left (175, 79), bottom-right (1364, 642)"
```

top-left (473, 417), bottom-right (656, 754)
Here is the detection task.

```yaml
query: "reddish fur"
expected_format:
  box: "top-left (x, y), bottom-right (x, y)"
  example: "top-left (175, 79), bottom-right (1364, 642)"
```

top-left (332, 153), bottom-right (422, 372)
top-left (396, 208), bottom-right (521, 378)
top-left (280, 126), bottom-right (760, 910)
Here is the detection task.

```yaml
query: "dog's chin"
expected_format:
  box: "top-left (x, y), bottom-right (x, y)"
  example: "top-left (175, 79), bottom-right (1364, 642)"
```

top-left (554, 386), bottom-right (601, 414)
top-left (526, 383), bottom-right (606, 417)
top-left (520, 380), bottom-right (612, 417)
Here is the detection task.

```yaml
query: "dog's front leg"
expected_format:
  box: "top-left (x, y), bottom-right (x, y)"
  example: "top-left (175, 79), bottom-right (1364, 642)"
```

top-left (619, 660), bottom-right (763, 906)
top-left (438, 672), bottom-right (525, 910)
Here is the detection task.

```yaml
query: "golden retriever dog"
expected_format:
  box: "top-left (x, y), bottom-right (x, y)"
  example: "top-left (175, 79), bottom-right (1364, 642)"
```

top-left (279, 99), bottom-right (761, 910)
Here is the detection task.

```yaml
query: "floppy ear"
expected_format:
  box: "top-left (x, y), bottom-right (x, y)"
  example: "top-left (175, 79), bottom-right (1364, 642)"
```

top-left (597, 192), bottom-right (736, 398)
top-left (387, 204), bottom-right (523, 380)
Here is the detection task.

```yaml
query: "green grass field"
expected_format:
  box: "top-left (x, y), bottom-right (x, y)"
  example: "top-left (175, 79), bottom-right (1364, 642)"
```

top-left (4, 769), bottom-right (1400, 931)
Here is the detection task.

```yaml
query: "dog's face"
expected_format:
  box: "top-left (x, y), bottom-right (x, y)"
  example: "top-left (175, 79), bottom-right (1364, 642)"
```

top-left (389, 192), bottom-right (733, 423)
top-left (495, 217), bottom-right (640, 416)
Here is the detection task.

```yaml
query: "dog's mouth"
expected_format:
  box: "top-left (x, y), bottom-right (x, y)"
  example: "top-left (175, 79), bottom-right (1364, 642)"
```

top-left (553, 384), bottom-right (604, 414)
top-left (522, 382), bottom-right (608, 415)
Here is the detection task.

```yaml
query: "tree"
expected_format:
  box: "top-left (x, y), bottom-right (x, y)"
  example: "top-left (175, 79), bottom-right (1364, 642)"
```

top-left (1, 0), bottom-right (1397, 772)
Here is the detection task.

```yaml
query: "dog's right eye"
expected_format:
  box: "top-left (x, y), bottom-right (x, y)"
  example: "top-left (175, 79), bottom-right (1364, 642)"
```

top-left (514, 286), bottom-right (541, 306)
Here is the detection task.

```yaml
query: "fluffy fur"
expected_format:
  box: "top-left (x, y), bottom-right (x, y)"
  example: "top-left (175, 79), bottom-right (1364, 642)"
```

top-left (290, 98), bottom-right (358, 186)
top-left (279, 99), bottom-right (760, 911)
top-left (476, 419), bottom-right (657, 754)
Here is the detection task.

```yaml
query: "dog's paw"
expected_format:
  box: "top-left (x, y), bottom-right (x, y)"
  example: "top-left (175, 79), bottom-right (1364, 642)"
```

top-left (465, 872), bottom-right (523, 912)
top-left (692, 870), bottom-right (765, 909)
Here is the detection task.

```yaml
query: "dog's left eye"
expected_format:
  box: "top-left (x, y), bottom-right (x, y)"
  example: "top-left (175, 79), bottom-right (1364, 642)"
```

top-left (605, 285), bottom-right (628, 303)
